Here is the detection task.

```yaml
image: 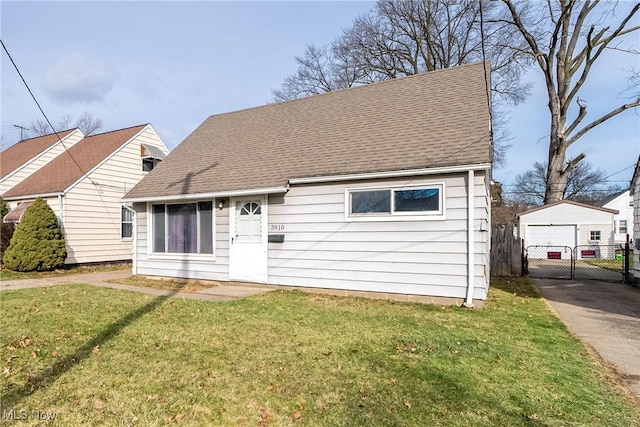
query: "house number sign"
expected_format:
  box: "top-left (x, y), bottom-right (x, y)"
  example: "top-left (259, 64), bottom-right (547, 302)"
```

top-left (270, 224), bottom-right (285, 231)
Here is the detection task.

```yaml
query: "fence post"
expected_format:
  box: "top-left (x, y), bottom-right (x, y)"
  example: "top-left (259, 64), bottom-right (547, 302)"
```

top-left (624, 234), bottom-right (630, 284)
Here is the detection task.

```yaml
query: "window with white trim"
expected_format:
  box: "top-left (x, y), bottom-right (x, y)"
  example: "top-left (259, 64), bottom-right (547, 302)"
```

top-left (618, 220), bottom-right (627, 234)
top-left (152, 201), bottom-right (213, 254)
top-left (589, 230), bottom-right (601, 241)
top-left (347, 184), bottom-right (443, 219)
top-left (121, 207), bottom-right (134, 239)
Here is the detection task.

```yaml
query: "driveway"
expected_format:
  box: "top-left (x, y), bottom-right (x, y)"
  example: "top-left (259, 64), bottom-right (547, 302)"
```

top-left (531, 278), bottom-right (640, 402)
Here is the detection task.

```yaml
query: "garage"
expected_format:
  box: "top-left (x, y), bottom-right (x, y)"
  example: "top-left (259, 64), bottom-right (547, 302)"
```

top-left (526, 224), bottom-right (576, 259)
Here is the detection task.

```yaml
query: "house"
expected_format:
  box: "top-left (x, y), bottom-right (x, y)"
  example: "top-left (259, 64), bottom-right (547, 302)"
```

top-left (0, 128), bottom-right (85, 194)
top-left (595, 189), bottom-right (633, 244)
top-left (517, 200), bottom-right (618, 260)
top-left (123, 62), bottom-right (493, 306)
top-left (630, 156), bottom-right (640, 280)
top-left (1, 124), bottom-right (169, 264)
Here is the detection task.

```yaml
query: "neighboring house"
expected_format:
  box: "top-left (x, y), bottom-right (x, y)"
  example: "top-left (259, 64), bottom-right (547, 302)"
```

top-left (0, 128), bottom-right (84, 194)
top-left (517, 200), bottom-right (618, 259)
top-left (2, 124), bottom-right (169, 264)
top-left (596, 189), bottom-right (633, 244)
top-left (123, 62), bottom-right (493, 306)
top-left (630, 156), bottom-right (640, 280)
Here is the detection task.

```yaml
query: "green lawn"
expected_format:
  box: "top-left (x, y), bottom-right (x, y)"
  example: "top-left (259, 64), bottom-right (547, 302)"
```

top-left (583, 258), bottom-right (624, 272)
top-left (0, 264), bottom-right (130, 281)
top-left (1, 278), bottom-right (638, 426)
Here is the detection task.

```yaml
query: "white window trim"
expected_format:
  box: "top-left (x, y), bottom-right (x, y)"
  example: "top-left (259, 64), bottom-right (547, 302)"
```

top-left (589, 230), bottom-right (601, 242)
top-left (121, 206), bottom-right (134, 241)
top-left (147, 200), bottom-right (216, 260)
top-left (344, 182), bottom-right (445, 222)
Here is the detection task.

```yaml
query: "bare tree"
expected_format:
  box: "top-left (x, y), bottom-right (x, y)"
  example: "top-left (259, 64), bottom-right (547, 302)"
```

top-left (499, 0), bottom-right (640, 203)
top-left (272, 0), bottom-right (530, 167)
top-left (26, 111), bottom-right (103, 138)
top-left (511, 161), bottom-right (617, 206)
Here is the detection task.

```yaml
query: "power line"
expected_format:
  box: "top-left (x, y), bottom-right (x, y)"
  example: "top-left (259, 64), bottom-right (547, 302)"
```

top-left (478, 0), bottom-right (494, 163)
top-left (0, 38), bottom-right (93, 183)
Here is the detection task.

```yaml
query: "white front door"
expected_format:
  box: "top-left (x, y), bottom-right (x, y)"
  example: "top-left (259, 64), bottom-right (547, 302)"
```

top-left (229, 198), bottom-right (268, 283)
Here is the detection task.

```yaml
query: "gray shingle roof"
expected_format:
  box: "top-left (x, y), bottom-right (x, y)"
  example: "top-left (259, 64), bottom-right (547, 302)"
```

top-left (125, 62), bottom-right (491, 200)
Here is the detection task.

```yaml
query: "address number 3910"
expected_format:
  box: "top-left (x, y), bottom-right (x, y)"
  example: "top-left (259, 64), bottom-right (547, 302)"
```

top-left (270, 224), bottom-right (285, 231)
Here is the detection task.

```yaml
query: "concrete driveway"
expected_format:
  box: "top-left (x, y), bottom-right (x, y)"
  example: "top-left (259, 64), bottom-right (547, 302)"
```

top-left (531, 278), bottom-right (640, 402)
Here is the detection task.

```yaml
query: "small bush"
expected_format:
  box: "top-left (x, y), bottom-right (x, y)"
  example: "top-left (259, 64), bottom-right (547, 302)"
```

top-left (0, 197), bottom-right (8, 219)
top-left (1, 223), bottom-right (16, 262)
top-left (2, 198), bottom-right (67, 271)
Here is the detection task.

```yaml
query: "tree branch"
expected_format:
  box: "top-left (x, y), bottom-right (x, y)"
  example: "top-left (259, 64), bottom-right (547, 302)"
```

top-left (567, 98), bottom-right (640, 145)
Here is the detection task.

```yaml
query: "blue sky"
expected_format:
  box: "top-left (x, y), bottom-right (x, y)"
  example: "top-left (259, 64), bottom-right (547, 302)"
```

top-left (1, 1), bottom-right (639, 191)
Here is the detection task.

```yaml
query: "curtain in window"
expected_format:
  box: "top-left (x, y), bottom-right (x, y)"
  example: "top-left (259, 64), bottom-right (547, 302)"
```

top-left (168, 204), bottom-right (197, 253)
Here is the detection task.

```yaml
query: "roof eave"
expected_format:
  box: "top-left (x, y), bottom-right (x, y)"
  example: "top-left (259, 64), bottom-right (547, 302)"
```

top-left (3, 192), bottom-right (64, 201)
top-left (288, 163), bottom-right (492, 185)
top-left (122, 186), bottom-right (290, 203)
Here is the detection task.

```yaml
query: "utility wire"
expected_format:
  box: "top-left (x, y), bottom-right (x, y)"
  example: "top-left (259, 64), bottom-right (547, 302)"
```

top-left (478, 0), bottom-right (494, 161)
top-left (0, 38), bottom-right (94, 183)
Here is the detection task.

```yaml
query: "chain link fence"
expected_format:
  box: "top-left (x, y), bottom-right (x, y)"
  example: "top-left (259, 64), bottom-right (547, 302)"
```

top-left (525, 244), bottom-right (627, 282)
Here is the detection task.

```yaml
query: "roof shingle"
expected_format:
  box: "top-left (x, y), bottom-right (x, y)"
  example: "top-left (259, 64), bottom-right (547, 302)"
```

top-left (3, 125), bottom-right (147, 198)
top-left (0, 129), bottom-right (76, 179)
top-left (125, 62), bottom-right (492, 200)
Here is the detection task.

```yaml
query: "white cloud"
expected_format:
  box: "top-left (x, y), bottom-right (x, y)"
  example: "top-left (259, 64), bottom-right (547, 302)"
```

top-left (44, 54), bottom-right (115, 103)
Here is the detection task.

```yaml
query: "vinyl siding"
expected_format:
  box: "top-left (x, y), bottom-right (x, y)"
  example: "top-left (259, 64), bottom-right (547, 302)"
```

top-left (633, 178), bottom-right (640, 279)
top-left (602, 191), bottom-right (634, 244)
top-left (267, 172), bottom-right (489, 300)
top-left (133, 201), bottom-right (230, 281)
top-left (0, 130), bottom-right (84, 194)
top-left (62, 126), bottom-right (168, 264)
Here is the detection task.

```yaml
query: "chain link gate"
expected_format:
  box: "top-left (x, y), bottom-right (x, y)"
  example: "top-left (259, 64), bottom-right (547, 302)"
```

top-left (573, 245), bottom-right (625, 282)
top-left (525, 246), bottom-right (573, 279)
top-left (524, 244), bottom-right (628, 282)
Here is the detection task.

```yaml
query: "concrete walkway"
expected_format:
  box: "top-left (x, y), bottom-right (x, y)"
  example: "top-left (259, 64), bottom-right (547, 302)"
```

top-left (0, 270), bottom-right (273, 301)
top-left (531, 278), bottom-right (640, 402)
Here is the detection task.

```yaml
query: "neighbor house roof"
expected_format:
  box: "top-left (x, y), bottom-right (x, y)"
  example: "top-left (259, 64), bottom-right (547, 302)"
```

top-left (517, 199), bottom-right (619, 217)
top-left (631, 155), bottom-right (640, 196)
top-left (124, 62), bottom-right (492, 201)
top-left (595, 189), bottom-right (628, 207)
top-left (2, 125), bottom-right (147, 198)
top-left (0, 129), bottom-right (76, 179)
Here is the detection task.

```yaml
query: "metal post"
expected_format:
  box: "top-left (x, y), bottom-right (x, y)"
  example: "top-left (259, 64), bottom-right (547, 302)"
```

top-left (624, 233), bottom-right (630, 284)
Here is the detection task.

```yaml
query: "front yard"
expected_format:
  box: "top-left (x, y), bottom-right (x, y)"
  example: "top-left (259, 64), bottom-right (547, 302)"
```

top-left (1, 278), bottom-right (638, 426)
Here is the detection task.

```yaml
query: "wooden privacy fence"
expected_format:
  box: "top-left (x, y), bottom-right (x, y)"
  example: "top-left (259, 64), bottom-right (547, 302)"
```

top-left (491, 223), bottom-right (523, 276)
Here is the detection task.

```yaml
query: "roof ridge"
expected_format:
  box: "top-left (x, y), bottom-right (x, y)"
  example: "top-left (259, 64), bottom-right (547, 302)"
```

top-left (12, 128), bottom-right (76, 144)
top-left (83, 123), bottom-right (148, 139)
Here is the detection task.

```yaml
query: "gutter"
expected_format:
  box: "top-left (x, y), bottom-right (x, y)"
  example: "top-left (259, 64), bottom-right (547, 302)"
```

top-left (3, 192), bottom-right (64, 202)
top-left (288, 163), bottom-right (491, 185)
top-left (122, 186), bottom-right (289, 203)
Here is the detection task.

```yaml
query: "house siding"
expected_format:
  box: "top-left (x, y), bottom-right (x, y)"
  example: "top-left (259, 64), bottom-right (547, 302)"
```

top-left (62, 126), bottom-right (168, 264)
top-left (0, 130), bottom-right (84, 194)
top-left (633, 177), bottom-right (640, 279)
top-left (133, 201), bottom-right (230, 281)
top-left (602, 191), bottom-right (634, 244)
top-left (267, 172), bottom-right (489, 300)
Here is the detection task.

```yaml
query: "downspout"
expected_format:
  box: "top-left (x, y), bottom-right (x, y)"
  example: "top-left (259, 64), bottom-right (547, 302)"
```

top-left (132, 209), bottom-right (137, 276)
top-left (464, 170), bottom-right (475, 308)
top-left (57, 194), bottom-right (65, 234)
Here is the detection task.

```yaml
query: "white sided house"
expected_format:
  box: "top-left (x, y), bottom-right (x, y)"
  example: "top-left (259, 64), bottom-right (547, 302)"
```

top-left (123, 63), bottom-right (493, 306)
top-left (596, 189), bottom-right (634, 245)
top-left (518, 200), bottom-right (618, 260)
top-left (0, 128), bottom-right (84, 194)
top-left (2, 124), bottom-right (169, 264)
top-left (630, 156), bottom-right (640, 280)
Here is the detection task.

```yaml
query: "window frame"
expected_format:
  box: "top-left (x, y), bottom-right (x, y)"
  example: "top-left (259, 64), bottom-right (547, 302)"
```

top-left (589, 230), bottom-right (601, 242)
top-left (121, 206), bottom-right (134, 241)
top-left (142, 157), bottom-right (161, 172)
top-left (148, 200), bottom-right (216, 259)
top-left (618, 220), bottom-right (627, 234)
top-left (344, 182), bottom-right (445, 222)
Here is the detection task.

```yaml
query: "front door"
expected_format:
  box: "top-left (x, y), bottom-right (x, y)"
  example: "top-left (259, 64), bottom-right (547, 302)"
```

top-left (229, 198), bottom-right (267, 283)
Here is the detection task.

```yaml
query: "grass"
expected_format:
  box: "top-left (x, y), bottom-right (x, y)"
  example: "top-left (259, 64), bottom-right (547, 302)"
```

top-left (583, 258), bottom-right (624, 272)
top-left (0, 263), bottom-right (130, 281)
top-left (1, 277), bottom-right (638, 426)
